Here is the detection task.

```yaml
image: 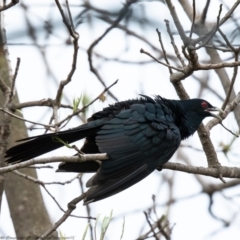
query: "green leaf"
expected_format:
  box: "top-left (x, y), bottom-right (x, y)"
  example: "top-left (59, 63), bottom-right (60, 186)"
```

top-left (59, 230), bottom-right (66, 240)
top-left (94, 214), bottom-right (101, 240)
top-left (52, 136), bottom-right (72, 148)
top-left (119, 217), bottom-right (125, 240)
top-left (82, 223), bottom-right (89, 240)
top-left (73, 95), bottom-right (82, 112)
top-left (100, 210), bottom-right (113, 240)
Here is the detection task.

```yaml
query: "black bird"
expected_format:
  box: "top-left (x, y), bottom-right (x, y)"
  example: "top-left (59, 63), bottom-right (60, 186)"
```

top-left (5, 95), bottom-right (222, 204)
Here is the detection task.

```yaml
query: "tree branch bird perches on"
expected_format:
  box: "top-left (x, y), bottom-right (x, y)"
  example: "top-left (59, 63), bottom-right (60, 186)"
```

top-left (5, 95), bottom-right (222, 204)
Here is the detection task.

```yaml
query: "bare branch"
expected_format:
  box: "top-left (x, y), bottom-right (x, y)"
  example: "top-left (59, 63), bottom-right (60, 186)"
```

top-left (218, 0), bottom-right (240, 27)
top-left (1, 154), bottom-right (108, 174)
top-left (2, 80), bottom-right (118, 132)
top-left (14, 170), bottom-right (81, 185)
top-left (140, 48), bottom-right (184, 72)
top-left (164, 0), bottom-right (189, 45)
top-left (156, 28), bottom-right (173, 74)
top-left (143, 211), bottom-right (159, 240)
top-left (206, 92), bottom-right (240, 131)
top-left (163, 162), bottom-right (240, 178)
top-left (87, 2), bottom-right (135, 101)
top-left (164, 20), bottom-right (186, 67)
top-left (13, 170), bottom-right (94, 220)
top-left (189, 0), bottom-right (195, 39)
top-left (54, 0), bottom-right (79, 129)
top-left (53, 79), bottom-right (118, 128)
top-left (190, 4), bottom-right (222, 50)
top-left (221, 51), bottom-right (239, 110)
top-left (38, 193), bottom-right (87, 240)
top-left (9, 99), bottom-right (73, 110)
top-left (197, 60), bottom-right (240, 70)
top-left (200, 0), bottom-right (210, 24)
top-left (0, 107), bottom-right (54, 129)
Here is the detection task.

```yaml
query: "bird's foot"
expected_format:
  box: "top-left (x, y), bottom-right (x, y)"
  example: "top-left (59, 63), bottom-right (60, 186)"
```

top-left (156, 165), bottom-right (163, 171)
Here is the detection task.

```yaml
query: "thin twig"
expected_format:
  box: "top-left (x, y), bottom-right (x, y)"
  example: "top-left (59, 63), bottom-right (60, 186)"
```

top-left (189, 0), bottom-right (195, 39)
top-left (3, 80), bottom-right (118, 132)
top-left (218, 0), bottom-right (240, 28)
top-left (205, 44), bottom-right (232, 52)
top-left (164, 0), bottom-right (189, 45)
top-left (13, 170), bottom-right (93, 219)
top-left (220, 123), bottom-right (239, 137)
top-left (0, 107), bottom-right (54, 129)
top-left (164, 19), bottom-right (186, 67)
top-left (79, 175), bottom-right (94, 239)
top-left (87, 2), bottom-right (135, 101)
top-left (38, 193), bottom-right (87, 240)
top-left (8, 99), bottom-right (73, 110)
top-left (14, 170), bottom-right (81, 185)
top-left (27, 165), bottom-right (53, 169)
top-left (140, 48), bottom-right (184, 72)
top-left (54, 79), bottom-right (118, 128)
top-left (205, 92), bottom-right (240, 132)
top-left (221, 50), bottom-right (239, 110)
top-left (54, 0), bottom-right (79, 133)
top-left (65, 0), bottom-right (74, 29)
top-left (218, 28), bottom-right (236, 52)
top-left (200, 0), bottom-right (210, 24)
top-left (143, 211), bottom-right (159, 240)
top-left (156, 28), bottom-right (173, 74)
top-left (0, 0), bottom-right (19, 12)
top-left (190, 4), bottom-right (223, 50)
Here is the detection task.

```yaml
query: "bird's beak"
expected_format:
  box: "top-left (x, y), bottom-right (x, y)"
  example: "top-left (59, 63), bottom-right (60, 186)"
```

top-left (205, 107), bottom-right (224, 121)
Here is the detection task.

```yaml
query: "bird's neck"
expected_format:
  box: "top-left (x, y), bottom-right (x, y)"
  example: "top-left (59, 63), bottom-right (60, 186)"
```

top-left (179, 118), bottom-right (201, 140)
top-left (178, 114), bottom-right (202, 140)
top-left (166, 100), bottom-right (204, 140)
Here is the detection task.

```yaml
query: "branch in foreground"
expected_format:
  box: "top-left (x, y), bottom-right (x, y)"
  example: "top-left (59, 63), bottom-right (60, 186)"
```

top-left (2, 153), bottom-right (240, 180)
top-left (205, 92), bottom-right (240, 132)
top-left (1, 154), bottom-right (108, 174)
top-left (198, 61), bottom-right (240, 70)
top-left (163, 162), bottom-right (240, 178)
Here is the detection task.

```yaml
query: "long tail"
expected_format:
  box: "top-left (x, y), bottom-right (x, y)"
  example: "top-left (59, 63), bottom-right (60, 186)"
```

top-left (5, 123), bottom-right (101, 164)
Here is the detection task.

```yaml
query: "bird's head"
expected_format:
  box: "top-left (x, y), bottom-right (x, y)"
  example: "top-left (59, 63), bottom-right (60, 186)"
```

top-left (185, 99), bottom-right (223, 119)
top-left (174, 99), bottom-right (223, 139)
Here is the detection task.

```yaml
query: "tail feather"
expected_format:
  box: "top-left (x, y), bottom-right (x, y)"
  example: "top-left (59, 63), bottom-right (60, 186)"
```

top-left (57, 161), bottom-right (100, 173)
top-left (5, 124), bottom-right (101, 163)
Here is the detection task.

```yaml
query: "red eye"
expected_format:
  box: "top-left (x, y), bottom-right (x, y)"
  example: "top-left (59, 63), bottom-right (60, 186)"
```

top-left (201, 101), bottom-right (208, 108)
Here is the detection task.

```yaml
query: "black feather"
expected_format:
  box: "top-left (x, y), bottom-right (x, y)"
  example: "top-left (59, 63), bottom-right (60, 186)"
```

top-left (5, 95), bottom-right (220, 204)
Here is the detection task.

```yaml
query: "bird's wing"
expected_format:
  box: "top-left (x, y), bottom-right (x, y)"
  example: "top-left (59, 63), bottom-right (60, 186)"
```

top-left (84, 103), bottom-right (181, 203)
